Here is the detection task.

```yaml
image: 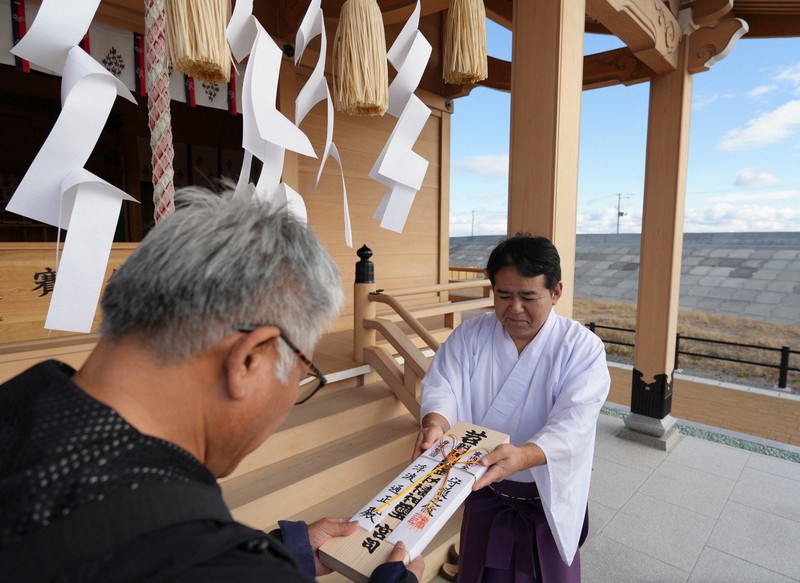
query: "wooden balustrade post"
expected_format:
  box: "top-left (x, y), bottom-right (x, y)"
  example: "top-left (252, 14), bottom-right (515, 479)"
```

top-left (405, 368), bottom-right (422, 404)
top-left (444, 310), bottom-right (461, 330)
top-left (353, 244), bottom-right (376, 363)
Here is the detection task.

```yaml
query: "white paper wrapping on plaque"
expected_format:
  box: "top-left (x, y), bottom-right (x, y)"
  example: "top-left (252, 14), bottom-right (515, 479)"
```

top-left (319, 421), bottom-right (509, 582)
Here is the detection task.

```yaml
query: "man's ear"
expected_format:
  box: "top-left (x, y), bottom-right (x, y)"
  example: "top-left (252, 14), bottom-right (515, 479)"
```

top-left (551, 281), bottom-right (564, 305)
top-left (224, 326), bottom-right (282, 401)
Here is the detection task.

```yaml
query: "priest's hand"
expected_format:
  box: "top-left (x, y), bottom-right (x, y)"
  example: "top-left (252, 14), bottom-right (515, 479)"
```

top-left (307, 517), bottom-right (359, 575)
top-left (473, 443), bottom-right (547, 490)
top-left (412, 413), bottom-right (450, 458)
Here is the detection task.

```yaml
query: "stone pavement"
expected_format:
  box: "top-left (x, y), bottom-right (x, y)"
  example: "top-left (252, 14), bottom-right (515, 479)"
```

top-left (430, 410), bottom-right (800, 583)
top-left (583, 411), bottom-right (800, 582)
top-left (450, 233), bottom-right (800, 325)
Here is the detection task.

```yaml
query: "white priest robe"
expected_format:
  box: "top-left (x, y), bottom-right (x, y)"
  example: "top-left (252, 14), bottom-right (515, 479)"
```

top-left (420, 310), bottom-right (610, 566)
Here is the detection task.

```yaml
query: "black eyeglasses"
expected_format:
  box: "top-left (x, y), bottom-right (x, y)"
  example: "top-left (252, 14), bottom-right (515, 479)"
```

top-left (236, 325), bottom-right (327, 405)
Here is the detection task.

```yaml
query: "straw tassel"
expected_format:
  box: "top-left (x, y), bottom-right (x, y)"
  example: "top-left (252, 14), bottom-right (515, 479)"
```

top-left (444, 0), bottom-right (488, 85)
top-left (332, 0), bottom-right (388, 116)
top-left (165, 0), bottom-right (232, 83)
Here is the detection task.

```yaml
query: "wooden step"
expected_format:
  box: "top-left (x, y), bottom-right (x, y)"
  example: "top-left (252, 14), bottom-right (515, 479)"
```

top-left (276, 462), bottom-right (413, 529)
top-left (223, 415), bottom-right (419, 530)
top-left (221, 382), bottom-right (407, 482)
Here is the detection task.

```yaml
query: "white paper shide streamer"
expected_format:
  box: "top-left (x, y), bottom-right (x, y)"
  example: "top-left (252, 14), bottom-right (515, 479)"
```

top-left (294, 0), bottom-right (352, 247)
top-left (227, 0), bottom-right (315, 223)
top-left (6, 0), bottom-right (138, 333)
top-left (370, 0), bottom-right (432, 233)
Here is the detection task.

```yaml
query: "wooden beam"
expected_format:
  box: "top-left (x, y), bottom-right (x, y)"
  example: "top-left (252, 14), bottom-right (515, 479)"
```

top-left (446, 46), bottom-right (654, 98)
top-left (732, 13), bottom-right (800, 37)
top-left (585, 0), bottom-right (681, 74)
top-left (686, 0), bottom-right (733, 26)
top-left (95, 1), bottom-right (145, 33)
top-left (583, 46), bottom-right (654, 89)
top-left (480, 56), bottom-right (512, 91)
top-left (320, 0), bottom-right (450, 25)
top-left (484, 0), bottom-right (513, 29)
top-left (687, 17), bottom-right (748, 74)
top-left (381, 0), bottom-right (451, 25)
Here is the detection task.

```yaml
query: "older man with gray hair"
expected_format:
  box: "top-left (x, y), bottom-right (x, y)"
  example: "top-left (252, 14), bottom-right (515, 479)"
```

top-left (0, 187), bottom-right (423, 582)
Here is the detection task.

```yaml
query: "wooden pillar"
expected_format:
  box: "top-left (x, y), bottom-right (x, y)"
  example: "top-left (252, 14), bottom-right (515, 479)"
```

top-left (439, 105), bottom-right (452, 303)
top-left (622, 39), bottom-right (692, 450)
top-left (507, 0), bottom-right (585, 317)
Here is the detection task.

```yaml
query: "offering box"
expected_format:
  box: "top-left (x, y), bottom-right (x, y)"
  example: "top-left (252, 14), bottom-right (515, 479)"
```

top-left (319, 421), bottom-right (509, 582)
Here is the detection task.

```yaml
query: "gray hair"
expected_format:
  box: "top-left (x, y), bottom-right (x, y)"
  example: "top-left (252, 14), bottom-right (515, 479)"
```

top-left (100, 186), bottom-right (343, 382)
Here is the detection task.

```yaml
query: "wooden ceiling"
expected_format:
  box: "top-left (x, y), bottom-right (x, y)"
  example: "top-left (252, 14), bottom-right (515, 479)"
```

top-left (95, 0), bottom-right (800, 38)
top-left (92, 0), bottom-right (799, 96)
top-left (731, 0), bottom-right (800, 36)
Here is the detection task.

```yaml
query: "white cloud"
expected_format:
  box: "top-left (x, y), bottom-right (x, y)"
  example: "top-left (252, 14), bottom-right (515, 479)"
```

top-left (453, 154), bottom-right (509, 176)
top-left (576, 207), bottom-right (642, 234)
top-left (684, 203), bottom-right (800, 232)
top-left (717, 99), bottom-right (800, 150)
top-left (449, 189), bottom-right (509, 236)
top-left (704, 188), bottom-right (800, 204)
top-left (748, 85), bottom-right (775, 100)
top-left (449, 211), bottom-right (508, 236)
top-left (733, 168), bottom-right (780, 187)
top-left (776, 63), bottom-right (800, 90)
top-left (693, 92), bottom-right (735, 110)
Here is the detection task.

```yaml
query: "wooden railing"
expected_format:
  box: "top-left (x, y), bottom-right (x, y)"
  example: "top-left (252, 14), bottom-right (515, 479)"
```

top-left (449, 266), bottom-right (491, 298)
top-left (353, 246), bottom-right (493, 420)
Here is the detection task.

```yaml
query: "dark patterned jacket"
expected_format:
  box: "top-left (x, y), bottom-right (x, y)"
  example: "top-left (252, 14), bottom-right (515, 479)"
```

top-left (0, 360), bottom-right (414, 583)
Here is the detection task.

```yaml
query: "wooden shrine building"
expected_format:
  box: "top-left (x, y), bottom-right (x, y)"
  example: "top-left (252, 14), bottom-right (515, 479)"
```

top-left (2, 1), bottom-right (800, 579)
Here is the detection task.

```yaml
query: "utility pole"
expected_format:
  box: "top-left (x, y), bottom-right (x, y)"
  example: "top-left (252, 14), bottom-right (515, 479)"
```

top-left (471, 210), bottom-right (475, 237)
top-left (616, 193), bottom-right (632, 234)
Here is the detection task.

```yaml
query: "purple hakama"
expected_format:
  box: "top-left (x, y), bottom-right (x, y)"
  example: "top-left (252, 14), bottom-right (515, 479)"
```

top-left (457, 481), bottom-right (589, 583)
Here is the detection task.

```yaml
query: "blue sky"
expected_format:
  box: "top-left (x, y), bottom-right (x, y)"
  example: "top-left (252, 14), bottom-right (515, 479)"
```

top-left (449, 21), bottom-right (800, 236)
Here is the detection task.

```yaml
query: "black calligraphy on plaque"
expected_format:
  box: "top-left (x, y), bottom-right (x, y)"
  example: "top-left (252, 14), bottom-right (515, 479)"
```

top-left (387, 501), bottom-right (414, 521)
top-left (412, 479), bottom-right (435, 498)
top-left (404, 491), bottom-right (423, 506)
top-left (446, 475), bottom-right (463, 489)
top-left (461, 429), bottom-right (488, 447)
top-left (362, 537), bottom-right (380, 554)
top-left (358, 506), bottom-right (380, 525)
top-left (401, 470), bottom-right (419, 482)
top-left (372, 523), bottom-right (393, 541)
top-left (32, 268), bottom-right (56, 297)
top-left (441, 475), bottom-right (463, 500)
